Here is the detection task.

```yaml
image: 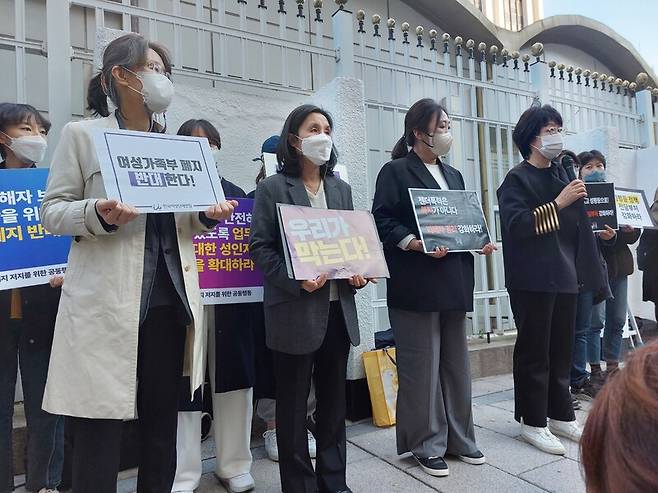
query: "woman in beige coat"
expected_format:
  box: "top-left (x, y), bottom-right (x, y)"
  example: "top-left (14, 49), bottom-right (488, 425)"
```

top-left (40, 33), bottom-right (236, 493)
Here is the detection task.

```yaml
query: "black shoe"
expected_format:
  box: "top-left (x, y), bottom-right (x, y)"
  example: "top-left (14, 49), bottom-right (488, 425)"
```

top-left (572, 395), bottom-right (581, 410)
top-left (414, 454), bottom-right (450, 477)
top-left (571, 379), bottom-right (599, 401)
top-left (457, 450), bottom-right (486, 465)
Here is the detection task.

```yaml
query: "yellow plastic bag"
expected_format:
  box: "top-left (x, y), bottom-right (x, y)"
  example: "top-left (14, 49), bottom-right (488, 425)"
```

top-left (363, 347), bottom-right (398, 427)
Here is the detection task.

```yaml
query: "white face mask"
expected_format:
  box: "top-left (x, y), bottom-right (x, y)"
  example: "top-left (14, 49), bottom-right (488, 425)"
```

top-left (211, 147), bottom-right (221, 172)
top-left (533, 133), bottom-right (564, 160)
top-left (1, 132), bottom-right (47, 165)
top-left (125, 68), bottom-right (174, 114)
top-left (297, 133), bottom-right (333, 166)
top-left (423, 131), bottom-right (453, 157)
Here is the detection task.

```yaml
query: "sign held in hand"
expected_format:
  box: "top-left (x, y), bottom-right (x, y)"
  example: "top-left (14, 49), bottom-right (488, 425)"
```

top-left (409, 188), bottom-right (491, 253)
top-left (93, 129), bottom-right (225, 213)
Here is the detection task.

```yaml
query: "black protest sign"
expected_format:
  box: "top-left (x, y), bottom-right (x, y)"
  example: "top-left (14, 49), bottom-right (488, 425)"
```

top-left (584, 182), bottom-right (618, 232)
top-left (409, 188), bottom-right (491, 252)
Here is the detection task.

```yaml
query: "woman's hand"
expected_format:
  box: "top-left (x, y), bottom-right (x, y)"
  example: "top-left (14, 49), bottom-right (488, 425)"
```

top-left (598, 225), bottom-right (617, 241)
top-left (478, 243), bottom-right (498, 255)
top-left (49, 275), bottom-right (64, 288)
top-left (348, 275), bottom-right (378, 288)
top-left (427, 246), bottom-right (449, 259)
top-left (555, 180), bottom-right (587, 210)
top-left (96, 199), bottom-right (139, 226)
top-left (205, 200), bottom-right (238, 221)
top-left (301, 273), bottom-right (328, 293)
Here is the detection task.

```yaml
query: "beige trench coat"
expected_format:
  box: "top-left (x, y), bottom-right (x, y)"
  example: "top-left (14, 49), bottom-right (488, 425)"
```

top-left (41, 115), bottom-right (210, 419)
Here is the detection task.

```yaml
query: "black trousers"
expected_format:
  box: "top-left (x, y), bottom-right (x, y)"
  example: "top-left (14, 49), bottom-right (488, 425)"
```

top-left (273, 302), bottom-right (350, 493)
top-left (69, 306), bottom-right (186, 493)
top-left (509, 290), bottom-right (577, 427)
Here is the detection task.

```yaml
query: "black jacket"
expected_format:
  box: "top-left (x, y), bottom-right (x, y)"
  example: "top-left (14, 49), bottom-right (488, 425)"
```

top-left (0, 284), bottom-right (61, 349)
top-left (372, 151), bottom-right (475, 312)
top-left (213, 178), bottom-right (255, 392)
top-left (601, 228), bottom-right (641, 280)
top-left (497, 161), bottom-right (609, 299)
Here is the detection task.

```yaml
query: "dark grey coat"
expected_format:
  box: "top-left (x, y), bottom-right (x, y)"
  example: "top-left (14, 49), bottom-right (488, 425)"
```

top-left (249, 172), bottom-right (360, 355)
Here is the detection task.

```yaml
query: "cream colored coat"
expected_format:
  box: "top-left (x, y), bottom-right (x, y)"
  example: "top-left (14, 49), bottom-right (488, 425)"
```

top-left (41, 115), bottom-right (210, 419)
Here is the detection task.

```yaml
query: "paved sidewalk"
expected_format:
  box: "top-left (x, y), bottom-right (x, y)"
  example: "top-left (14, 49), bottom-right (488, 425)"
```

top-left (113, 373), bottom-right (589, 493)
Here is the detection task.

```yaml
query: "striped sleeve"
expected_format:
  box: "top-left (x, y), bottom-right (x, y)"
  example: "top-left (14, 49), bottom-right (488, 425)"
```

top-left (533, 201), bottom-right (560, 236)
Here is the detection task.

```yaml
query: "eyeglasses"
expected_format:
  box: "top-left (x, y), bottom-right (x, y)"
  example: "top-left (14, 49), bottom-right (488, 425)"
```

top-left (542, 127), bottom-right (564, 135)
top-left (145, 61), bottom-right (171, 79)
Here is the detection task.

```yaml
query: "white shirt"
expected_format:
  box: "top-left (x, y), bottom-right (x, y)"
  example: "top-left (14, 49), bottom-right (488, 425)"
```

top-left (398, 162), bottom-right (451, 250)
top-left (306, 182), bottom-right (340, 301)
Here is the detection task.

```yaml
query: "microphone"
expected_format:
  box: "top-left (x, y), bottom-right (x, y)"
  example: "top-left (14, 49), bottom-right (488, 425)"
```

top-left (559, 153), bottom-right (577, 182)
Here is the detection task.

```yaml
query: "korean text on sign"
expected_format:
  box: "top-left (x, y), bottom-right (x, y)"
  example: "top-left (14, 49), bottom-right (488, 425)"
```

top-left (193, 198), bottom-right (263, 304)
top-left (0, 168), bottom-right (71, 290)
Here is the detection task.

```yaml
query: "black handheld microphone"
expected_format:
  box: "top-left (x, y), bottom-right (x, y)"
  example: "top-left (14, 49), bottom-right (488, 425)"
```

top-left (560, 153), bottom-right (578, 182)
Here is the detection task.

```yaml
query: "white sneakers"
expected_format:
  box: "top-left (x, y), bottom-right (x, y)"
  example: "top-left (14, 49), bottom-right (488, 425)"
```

top-left (521, 419), bottom-right (582, 455)
top-left (521, 424), bottom-right (566, 455)
top-left (263, 429), bottom-right (279, 461)
top-left (38, 489), bottom-right (59, 493)
top-left (220, 473), bottom-right (255, 493)
top-left (548, 418), bottom-right (583, 442)
top-left (262, 428), bottom-right (317, 462)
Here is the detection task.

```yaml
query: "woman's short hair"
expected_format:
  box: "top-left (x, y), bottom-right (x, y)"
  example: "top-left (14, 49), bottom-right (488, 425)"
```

top-left (577, 150), bottom-right (606, 169)
top-left (0, 103), bottom-right (51, 160)
top-left (176, 119), bottom-right (221, 149)
top-left (581, 342), bottom-right (658, 493)
top-left (512, 104), bottom-right (563, 160)
top-left (276, 104), bottom-right (337, 177)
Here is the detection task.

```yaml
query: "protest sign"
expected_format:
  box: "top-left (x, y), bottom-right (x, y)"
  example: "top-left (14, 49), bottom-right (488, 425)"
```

top-left (277, 205), bottom-right (389, 281)
top-left (584, 182), bottom-right (618, 232)
top-left (615, 187), bottom-right (656, 229)
top-left (193, 198), bottom-right (263, 304)
top-left (93, 129), bottom-right (225, 213)
top-left (0, 168), bottom-right (70, 290)
top-left (408, 188), bottom-right (490, 252)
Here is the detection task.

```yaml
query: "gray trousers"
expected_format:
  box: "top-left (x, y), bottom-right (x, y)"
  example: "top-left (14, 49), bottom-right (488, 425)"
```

top-left (390, 308), bottom-right (478, 458)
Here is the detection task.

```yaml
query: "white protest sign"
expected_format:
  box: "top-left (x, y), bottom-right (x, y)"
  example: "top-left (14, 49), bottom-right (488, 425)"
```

top-left (93, 129), bottom-right (225, 213)
top-left (615, 187), bottom-right (656, 228)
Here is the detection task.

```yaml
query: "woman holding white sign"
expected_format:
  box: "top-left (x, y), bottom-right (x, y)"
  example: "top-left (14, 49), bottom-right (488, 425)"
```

top-left (250, 104), bottom-right (372, 493)
top-left (372, 98), bottom-right (495, 478)
top-left (40, 34), bottom-right (236, 493)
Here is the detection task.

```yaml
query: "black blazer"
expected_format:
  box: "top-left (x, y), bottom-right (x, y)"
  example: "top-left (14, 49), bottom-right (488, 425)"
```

top-left (372, 151), bottom-right (475, 312)
top-left (497, 161), bottom-right (609, 298)
top-left (0, 284), bottom-right (61, 349)
top-left (249, 173), bottom-right (360, 355)
top-left (211, 178), bottom-right (257, 392)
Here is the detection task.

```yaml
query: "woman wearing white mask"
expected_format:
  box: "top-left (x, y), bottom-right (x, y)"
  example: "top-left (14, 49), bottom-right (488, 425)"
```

top-left (250, 105), bottom-right (371, 493)
top-left (497, 105), bottom-right (588, 455)
top-left (0, 103), bottom-right (65, 493)
top-left (372, 98), bottom-right (495, 478)
top-left (40, 34), bottom-right (236, 493)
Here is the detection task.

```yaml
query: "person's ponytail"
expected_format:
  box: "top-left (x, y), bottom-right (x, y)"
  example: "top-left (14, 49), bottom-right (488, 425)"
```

top-left (391, 134), bottom-right (410, 160)
top-left (87, 73), bottom-right (110, 117)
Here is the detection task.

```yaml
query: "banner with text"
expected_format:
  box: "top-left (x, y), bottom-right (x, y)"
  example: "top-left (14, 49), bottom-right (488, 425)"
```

top-left (409, 188), bottom-right (490, 253)
top-left (93, 129), bottom-right (225, 214)
top-left (0, 169), bottom-right (70, 290)
top-left (615, 187), bottom-right (656, 229)
top-left (584, 182), bottom-right (618, 232)
top-left (193, 198), bottom-right (263, 304)
top-left (278, 205), bottom-right (389, 281)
